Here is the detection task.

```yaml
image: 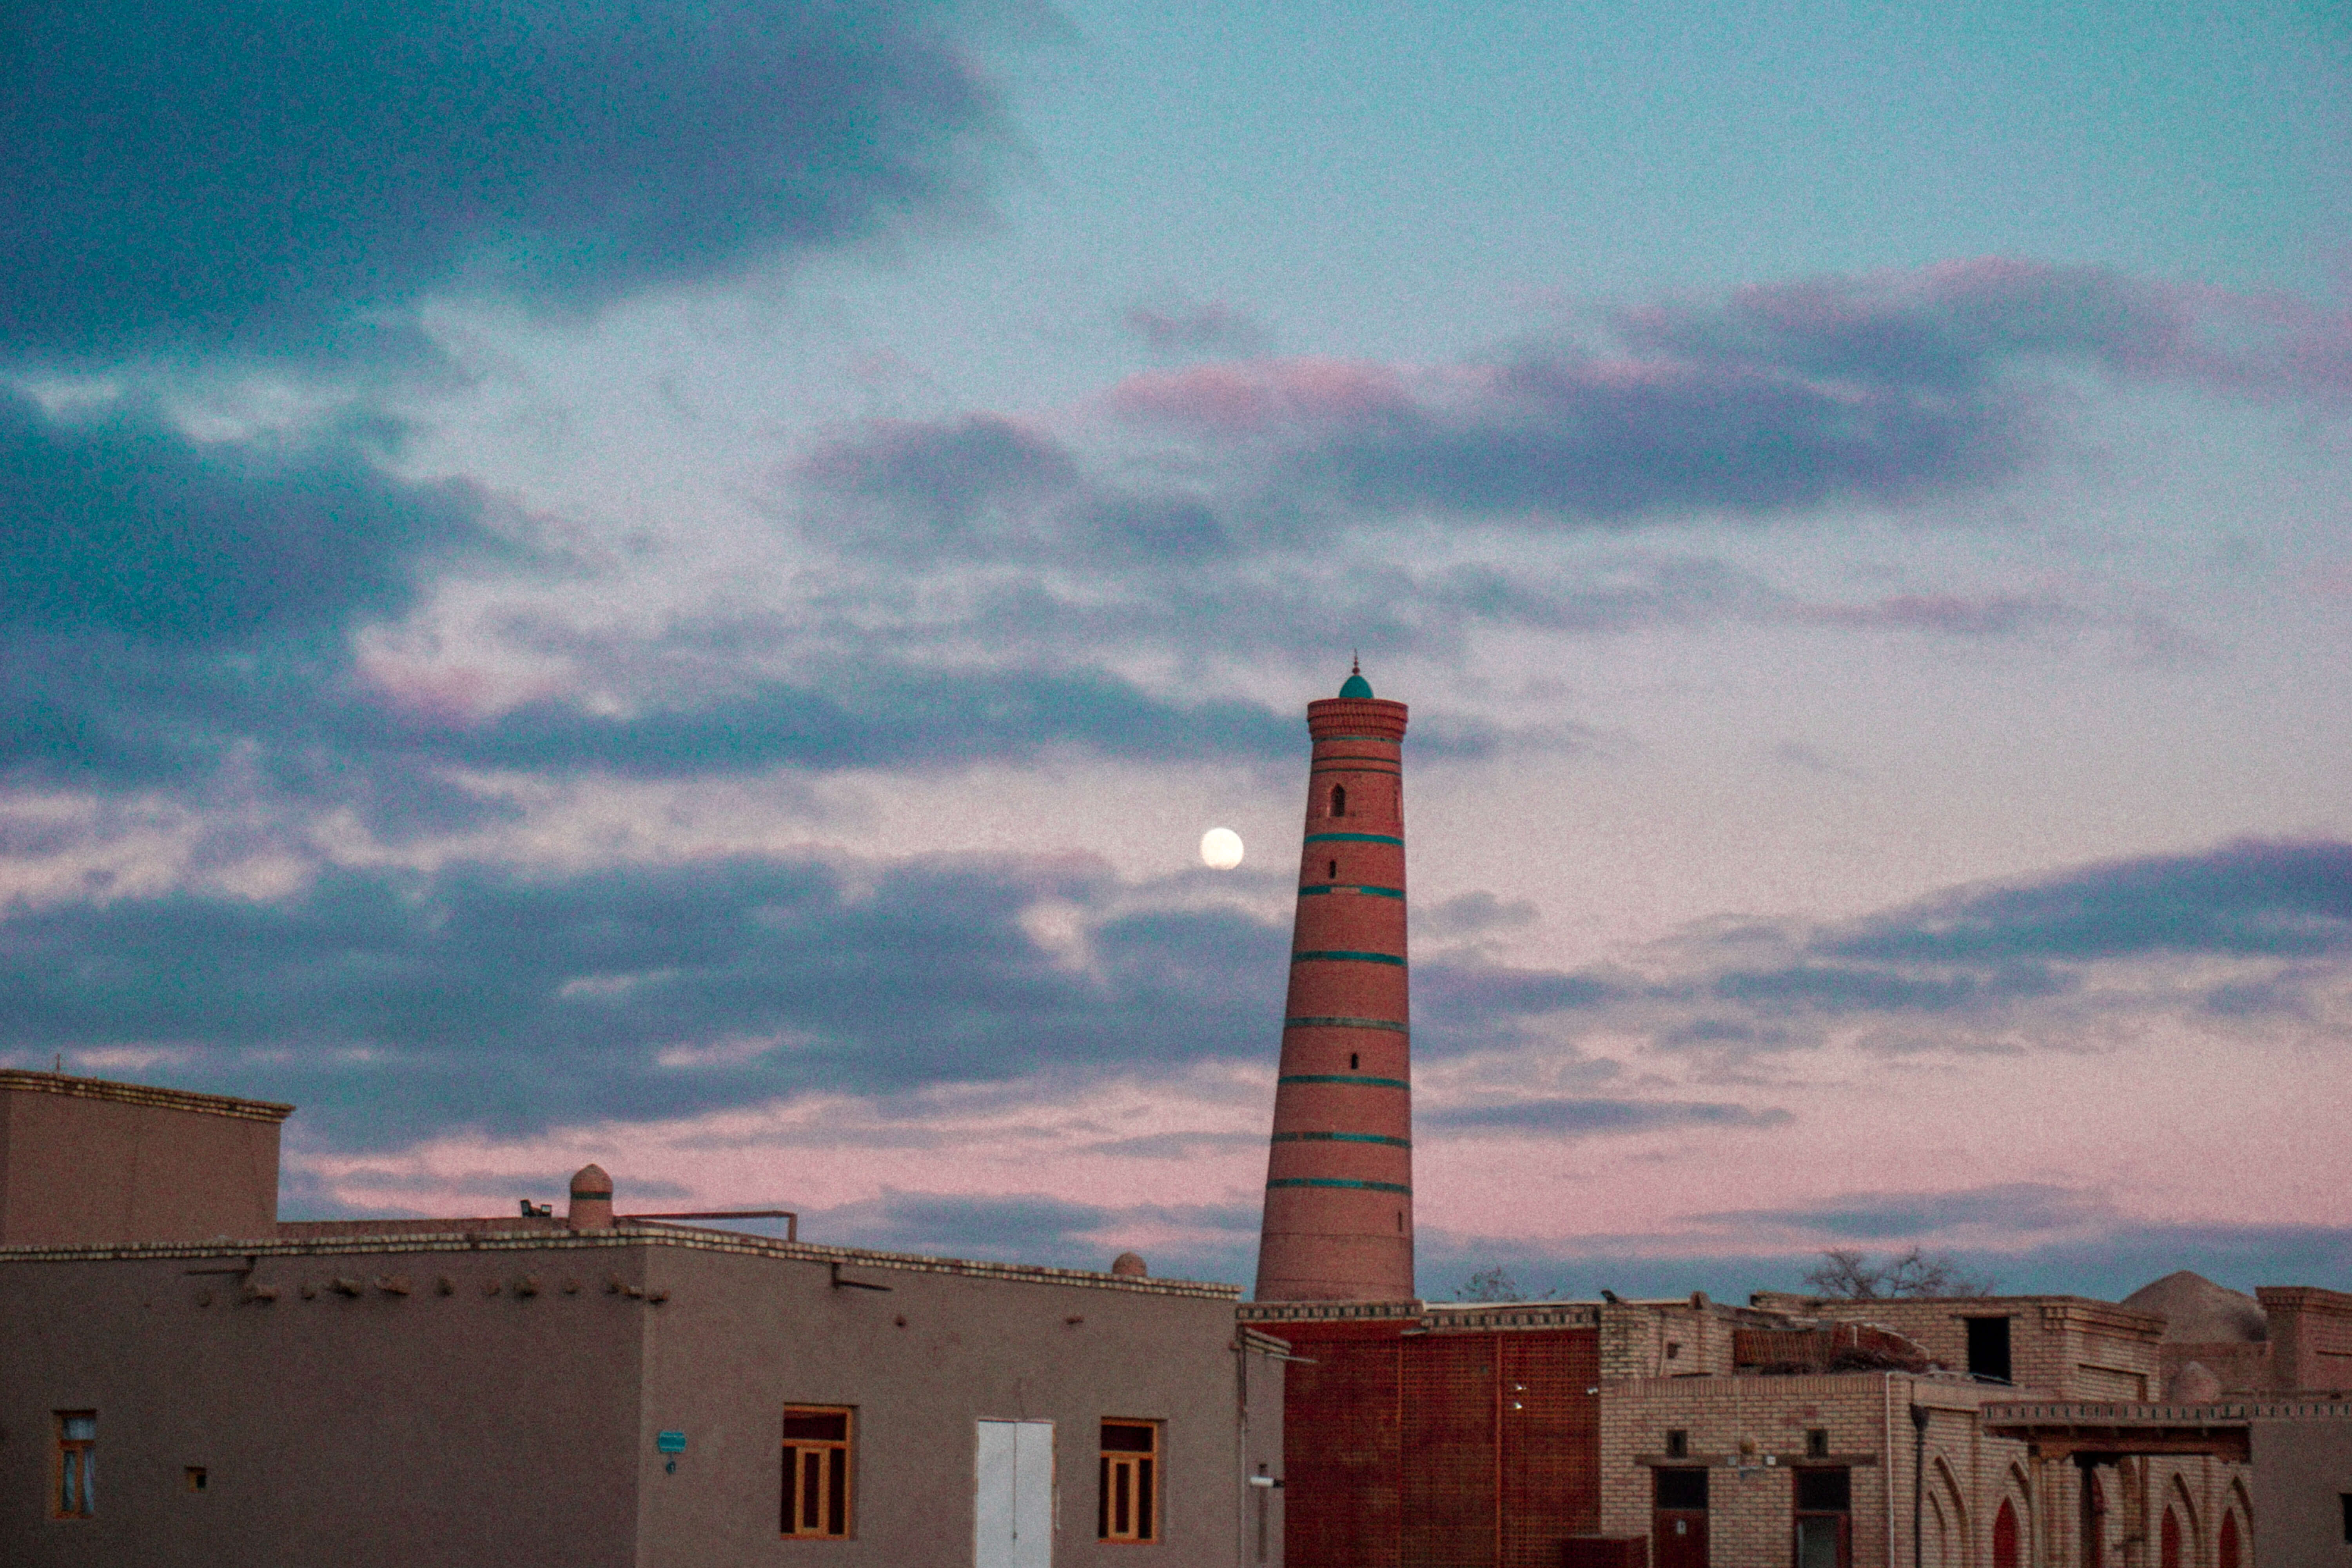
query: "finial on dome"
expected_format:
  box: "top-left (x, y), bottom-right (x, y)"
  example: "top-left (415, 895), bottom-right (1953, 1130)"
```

top-left (1338, 653), bottom-right (1373, 699)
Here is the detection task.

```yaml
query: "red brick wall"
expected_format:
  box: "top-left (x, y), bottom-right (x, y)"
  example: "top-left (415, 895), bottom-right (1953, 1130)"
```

top-left (1498, 1332), bottom-right (1602, 1567)
top-left (1281, 1322), bottom-right (1600, 1568)
top-left (1286, 1323), bottom-right (1405, 1567)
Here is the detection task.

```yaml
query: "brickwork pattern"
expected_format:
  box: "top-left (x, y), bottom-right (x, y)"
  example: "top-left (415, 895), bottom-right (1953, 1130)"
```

top-left (1602, 1369), bottom-right (2259, 1568)
top-left (1758, 1294), bottom-right (2165, 1401)
top-left (1275, 1317), bottom-right (1600, 1568)
top-left (1257, 690), bottom-right (1417, 1302)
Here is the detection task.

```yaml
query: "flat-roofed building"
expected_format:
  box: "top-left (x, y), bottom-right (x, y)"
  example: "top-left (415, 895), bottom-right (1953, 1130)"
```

top-left (0, 1073), bottom-right (1287, 1567)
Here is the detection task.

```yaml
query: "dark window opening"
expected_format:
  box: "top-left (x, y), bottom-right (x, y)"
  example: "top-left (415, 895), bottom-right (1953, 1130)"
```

top-left (1349, 1053), bottom-right (1359, 1069)
top-left (1795, 1468), bottom-right (1851, 1512)
top-left (1806, 1428), bottom-right (1829, 1458)
top-left (1664, 1430), bottom-right (1688, 1458)
top-left (1664, 1342), bottom-right (1679, 1359)
top-left (1330, 785), bottom-right (1347, 817)
top-left (1795, 1471), bottom-right (1852, 1568)
top-left (185, 1467), bottom-right (207, 1493)
top-left (2340, 1494), bottom-right (2351, 1544)
top-left (1965, 1316), bottom-right (2013, 1383)
top-left (781, 1406), bottom-right (853, 1538)
top-left (1395, 1210), bottom-right (1403, 1231)
top-left (1327, 860), bottom-right (1338, 879)
top-left (1654, 1467), bottom-right (1707, 1510)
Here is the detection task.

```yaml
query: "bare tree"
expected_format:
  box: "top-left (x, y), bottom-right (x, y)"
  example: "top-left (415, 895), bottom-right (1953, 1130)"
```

top-left (1802, 1247), bottom-right (1993, 1300)
top-left (1455, 1265), bottom-right (1526, 1302)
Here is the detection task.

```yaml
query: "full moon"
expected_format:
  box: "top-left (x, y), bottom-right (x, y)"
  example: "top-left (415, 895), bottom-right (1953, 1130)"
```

top-left (1200, 828), bottom-right (1244, 869)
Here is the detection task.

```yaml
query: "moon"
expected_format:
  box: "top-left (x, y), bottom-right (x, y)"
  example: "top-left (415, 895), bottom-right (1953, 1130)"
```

top-left (1200, 828), bottom-right (1244, 869)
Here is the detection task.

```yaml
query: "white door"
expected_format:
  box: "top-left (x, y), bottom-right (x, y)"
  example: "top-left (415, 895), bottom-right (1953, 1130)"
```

top-left (975, 1419), bottom-right (1054, 1568)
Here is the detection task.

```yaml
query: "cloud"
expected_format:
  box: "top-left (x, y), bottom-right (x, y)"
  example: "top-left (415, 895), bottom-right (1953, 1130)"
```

top-left (798, 414), bottom-right (1235, 563)
top-left (1125, 299), bottom-right (1270, 356)
top-left (1826, 838), bottom-right (2352, 966)
top-left (1294, 840), bottom-right (2352, 1081)
top-left (1425, 1098), bottom-right (1791, 1137)
top-left (800, 414), bottom-right (1082, 554)
top-left (1700, 1183), bottom-right (2107, 1241)
top-left (0, 390), bottom-right (510, 806)
top-left (1791, 592), bottom-right (2078, 639)
top-left (808, 1189), bottom-right (1259, 1276)
top-left (0, 0), bottom-right (1011, 364)
top-left (1415, 891), bottom-right (1539, 940)
top-left (0, 390), bottom-right (488, 646)
top-left (0, 851), bottom-right (1291, 1145)
top-left (1093, 261), bottom-right (2350, 535)
top-left (1412, 1218), bottom-right (2352, 1305)
top-left (422, 665), bottom-right (1301, 777)
top-left (1620, 258), bottom-right (2352, 406)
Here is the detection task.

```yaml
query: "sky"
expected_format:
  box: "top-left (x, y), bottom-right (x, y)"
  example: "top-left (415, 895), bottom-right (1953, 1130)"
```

top-left (2, 0), bottom-right (2348, 1303)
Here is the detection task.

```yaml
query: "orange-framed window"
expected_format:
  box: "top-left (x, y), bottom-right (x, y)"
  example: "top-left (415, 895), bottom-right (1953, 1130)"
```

top-left (781, 1406), bottom-right (853, 1539)
top-left (1099, 1419), bottom-right (1160, 1543)
top-left (55, 1412), bottom-right (96, 1519)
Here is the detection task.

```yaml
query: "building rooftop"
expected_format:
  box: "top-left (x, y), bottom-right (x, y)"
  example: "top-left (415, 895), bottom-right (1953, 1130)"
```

top-left (0, 1221), bottom-right (1244, 1299)
top-left (0, 1068), bottom-right (292, 1123)
top-left (2122, 1269), bottom-right (2269, 1343)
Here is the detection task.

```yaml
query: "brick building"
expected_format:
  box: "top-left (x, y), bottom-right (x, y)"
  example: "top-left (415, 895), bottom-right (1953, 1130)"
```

top-left (1246, 1283), bottom-right (2352, 1568)
top-left (1240, 673), bottom-right (2350, 1567)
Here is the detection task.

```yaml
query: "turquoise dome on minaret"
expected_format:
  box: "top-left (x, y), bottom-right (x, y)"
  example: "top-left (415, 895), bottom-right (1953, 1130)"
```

top-left (1338, 657), bottom-right (1373, 699)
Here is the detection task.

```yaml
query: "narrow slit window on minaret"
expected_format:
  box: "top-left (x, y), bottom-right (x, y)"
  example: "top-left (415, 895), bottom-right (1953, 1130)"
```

top-left (1327, 859), bottom-right (1337, 879)
top-left (1349, 1053), bottom-right (1359, 1069)
top-left (1330, 784), bottom-right (1346, 817)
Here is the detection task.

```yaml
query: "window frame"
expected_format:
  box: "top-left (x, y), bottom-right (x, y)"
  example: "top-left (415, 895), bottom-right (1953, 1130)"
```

top-left (1098, 1418), bottom-right (1161, 1544)
top-left (780, 1405), bottom-right (855, 1541)
top-left (54, 1411), bottom-right (96, 1520)
top-left (1793, 1466), bottom-right (1853, 1568)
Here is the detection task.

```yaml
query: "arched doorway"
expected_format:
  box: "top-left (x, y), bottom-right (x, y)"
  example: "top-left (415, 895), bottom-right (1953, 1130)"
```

top-left (2161, 1506), bottom-right (2181, 1568)
top-left (1993, 1497), bottom-right (2021, 1568)
top-left (2219, 1509), bottom-right (2240, 1568)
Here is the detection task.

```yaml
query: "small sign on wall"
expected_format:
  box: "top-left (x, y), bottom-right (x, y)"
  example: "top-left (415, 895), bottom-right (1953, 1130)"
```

top-left (657, 1431), bottom-right (687, 1454)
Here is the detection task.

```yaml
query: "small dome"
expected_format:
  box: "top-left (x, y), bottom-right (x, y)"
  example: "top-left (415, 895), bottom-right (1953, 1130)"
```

top-left (569, 1163), bottom-right (614, 1196)
top-left (2169, 1361), bottom-right (2223, 1402)
top-left (1338, 656), bottom-right (1373, 699)
top-left (1110, 1252), bottom-right (1148, 1278)
top-left (2120, 1270), bottom-right (2267, 1343)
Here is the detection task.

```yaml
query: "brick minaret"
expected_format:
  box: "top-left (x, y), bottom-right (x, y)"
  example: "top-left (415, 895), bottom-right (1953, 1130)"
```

top-left (1254, 661), bottom-right (1414, 1302)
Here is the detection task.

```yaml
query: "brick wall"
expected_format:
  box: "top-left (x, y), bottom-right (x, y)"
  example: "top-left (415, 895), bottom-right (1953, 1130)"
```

top-left (1273, 1317), bottom-right (1599, 1568)
top-left (1761, 1295), bottom-right (2163, 1400)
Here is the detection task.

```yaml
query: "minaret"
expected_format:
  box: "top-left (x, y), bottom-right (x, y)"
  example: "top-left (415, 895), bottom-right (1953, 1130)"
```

top-left (1254, 661), bottom-right (1414, 1302)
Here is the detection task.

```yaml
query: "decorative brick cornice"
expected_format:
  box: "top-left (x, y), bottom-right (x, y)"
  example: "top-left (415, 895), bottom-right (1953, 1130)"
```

top-left (2033, 1298), bottom-right (2165, 1336)
top-left (2255, 1285), bottom-right (2352, 1314)
top-left (1234, 1299), bottom-right (1603, 1331)
top-left (1238, 1298), bottom-right (1423, 1324)
top-left (0, 1070), bottom-right (292, 1123)
top-left (1984, 1398), bottom-right (2352, 1424)
top-left (0, 1225), bottom-right (1240, 1299)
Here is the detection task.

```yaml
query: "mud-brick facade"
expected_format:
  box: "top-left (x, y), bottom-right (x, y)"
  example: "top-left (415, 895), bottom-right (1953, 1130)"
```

top-left (0, 1071), bottom-right (1289, 1568)
top-left (0, 1071), bottom-right (287, 1247)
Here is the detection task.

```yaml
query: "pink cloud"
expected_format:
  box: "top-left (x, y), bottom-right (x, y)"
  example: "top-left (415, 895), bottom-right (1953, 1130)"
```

top-left (1792, 592), bottom-right (2073, 638)
top-left (1107, 357), bottom-right (1408, 434)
